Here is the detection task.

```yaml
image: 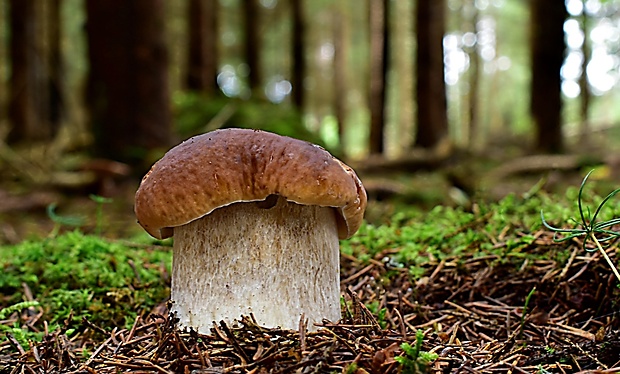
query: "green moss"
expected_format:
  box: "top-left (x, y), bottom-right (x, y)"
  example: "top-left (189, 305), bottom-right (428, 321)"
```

top-left (2, 174), bottom-right (617, 352)
top-left (344, 186), bottom-right (613, 277)
top-left (0, 231), bottom-right (171, 345)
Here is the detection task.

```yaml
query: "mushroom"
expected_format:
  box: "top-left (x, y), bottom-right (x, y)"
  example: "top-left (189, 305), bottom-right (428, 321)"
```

top-left (134, 128), bottom-right (366, 332)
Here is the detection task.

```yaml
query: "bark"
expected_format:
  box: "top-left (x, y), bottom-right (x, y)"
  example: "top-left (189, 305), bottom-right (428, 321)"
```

top-left (243, 0), bottom-right (262, 96)
top-left (186, 0), bottom-right (219, 95)
top-left (8, 0), bottom-right (47, 143)
top-left (530, 0), bottom-right (567, 153)
top-left (414, 0), bottom-right (449, 149)
top-left (85, 0), bottom-right (172, 167)
top-left (368, 0), bottom-right (389, 155)
top-left (466, 3), bottom-right (480, 149)
top-left (333, 4), bottom-right (348, 148)
top-left (579, 8), bottom-right (591, 142)
top-left (291, 0), bottom-right (306, 110)
top-left (48, 0), bottom-right (64, 132)
top-left (392, 0), bottom-right (414, 152)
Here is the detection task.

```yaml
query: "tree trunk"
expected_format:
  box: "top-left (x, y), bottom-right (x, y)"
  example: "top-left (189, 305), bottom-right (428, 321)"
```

top-left (291, 0), bottom-right (306, 110)
top-left (530, 0), bottom-right (567, 153)
top-left (48, 0), bottom-right (64, 132)
top-left (579, 6), bottom-right (591, 142)
top-left (333, 3), bottom-right (348, 150)
top-left (243, 0), bottom-right (262, 96)
top-left (392, 0), bottom-right (414, 153)
top-left (368, 0), bottom-right (389, 155)
top-left (186, 0), bottom-right (219, 95)
top-left (414, 0), bottom-right (448, 149)
top-left (466, 2), bottom-right (480, 149)
top-left (8, 0), bottom-right (47, 143)
top-left (85, 0), bottom-right (172, 168)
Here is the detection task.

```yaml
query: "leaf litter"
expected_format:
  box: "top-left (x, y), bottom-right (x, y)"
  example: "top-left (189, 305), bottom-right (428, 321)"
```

top-left (1, 215), bottom-right (620, 372)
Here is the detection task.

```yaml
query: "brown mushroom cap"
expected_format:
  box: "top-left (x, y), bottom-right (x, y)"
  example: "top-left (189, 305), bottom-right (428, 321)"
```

top-left (135, 129), bottom-right (367, 240)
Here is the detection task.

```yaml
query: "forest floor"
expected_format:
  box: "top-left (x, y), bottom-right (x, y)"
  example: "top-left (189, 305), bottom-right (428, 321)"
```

top-left (0, 167), bottom-right (619, 373)
top-left (1, 132), bottom-right (620, 372)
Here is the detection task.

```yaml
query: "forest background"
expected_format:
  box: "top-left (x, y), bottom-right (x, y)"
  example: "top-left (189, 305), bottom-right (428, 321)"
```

top-left (2, 1), bottom-right (620, 371)
top-left (1, 0), bottom-right (620, 238)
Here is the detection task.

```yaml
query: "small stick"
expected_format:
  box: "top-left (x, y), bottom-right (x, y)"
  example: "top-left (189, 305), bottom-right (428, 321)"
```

top-left (298, 313), bottom-right (307, 354)
top-left (6, 333), bottom-right (25, 355)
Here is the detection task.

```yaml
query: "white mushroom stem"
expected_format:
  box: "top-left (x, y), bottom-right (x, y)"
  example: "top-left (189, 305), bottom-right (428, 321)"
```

top-left (171, 196), bottom-right (341, 333)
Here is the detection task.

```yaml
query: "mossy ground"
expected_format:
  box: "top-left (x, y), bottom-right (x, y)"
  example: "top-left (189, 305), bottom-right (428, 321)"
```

top-left (0, 180), bottom-right (619, 372)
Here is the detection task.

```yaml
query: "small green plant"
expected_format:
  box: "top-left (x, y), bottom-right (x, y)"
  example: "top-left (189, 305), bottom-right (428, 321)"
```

top-left (365, 301), bottom-right (388, 329)
top-left (89, 194), bottom-right (113, 235)
top-left (541, 170), bottom-right (620, 282)
top-left (519, 287), bottom-right (536, 344)
top-left (46, 203), bottom-right (85, 238)
top-left (343, 362), bottom-right (358, 374)
top-left (544, 345), bottom-right (555, 354)
top-left (0, 301), bottom-right (40, 320)
top-left (538, 365), bottom-right (552, 374)
top-left (0, 301), bottom-right (43, 349)
top-left (395, 330), bottom-right (438, 374)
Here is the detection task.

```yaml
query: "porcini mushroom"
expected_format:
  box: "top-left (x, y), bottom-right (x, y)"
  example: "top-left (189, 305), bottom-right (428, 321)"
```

top-left (135, 129), bottom-right (366, 332)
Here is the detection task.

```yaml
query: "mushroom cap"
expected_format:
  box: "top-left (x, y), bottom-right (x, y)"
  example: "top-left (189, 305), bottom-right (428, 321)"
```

top-left (134, 128), bottom-right (367, 240)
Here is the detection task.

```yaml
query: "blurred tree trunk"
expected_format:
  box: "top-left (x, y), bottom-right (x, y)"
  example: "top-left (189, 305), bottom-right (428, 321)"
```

top-left (530, 0), bottom-right (567, 153)
top-left (579, 7), bottom-right (591, 142)
top-left (186, 0), bottom-right (220, 95)
top-left (414, 0), bottom-right (448, 149)
top-left (48, 0), bottom-right (64, 131)
top-left (291, 0), bottom-right (306, 110)
top-left (243, 0), bottom-right (262, 97)
top-left (85, 0), bottom-right (172, 168)
top-left (392, 0), bottom-right (414, 153)
top-left (333, 2), bottom-right (348, 149)
top-left (8, 0), bottom-right (48, 143)
top-left (368, 0), bottom-right (389, 155)
top-left (465, 2), bottom-right (480, 149)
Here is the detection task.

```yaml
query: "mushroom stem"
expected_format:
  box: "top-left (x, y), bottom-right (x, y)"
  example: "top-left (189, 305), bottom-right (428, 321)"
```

top-left (171, 196), bottom-right (341, 332)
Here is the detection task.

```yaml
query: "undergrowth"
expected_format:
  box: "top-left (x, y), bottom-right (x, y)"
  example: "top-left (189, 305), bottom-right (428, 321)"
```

top-left (1, 173), bottom-right (619, 364)
top-left (542, 170), bottom-right (620, 281)
top-left (341, 183), bottom-right (604, 279)
top-left (0, 231), bottom-right (171, 348)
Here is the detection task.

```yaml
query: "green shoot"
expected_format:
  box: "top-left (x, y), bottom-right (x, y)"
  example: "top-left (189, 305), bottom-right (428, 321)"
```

top-left (541, 170), bottom-right (620, 282)
top-left (343, 362), bottom-right (358, 374)
top-left (0, 301), bottom-right (42, 350)
top-left (395, 329), bottom-right (438, 374)
top-left (0, 301), bottom-right (40, 320)
top-left (519, 287), bottom-right (536, 344)
top-left (46, 203), bottom-right (86, 238)
top-left (89, 194), bottom-right (113, 235)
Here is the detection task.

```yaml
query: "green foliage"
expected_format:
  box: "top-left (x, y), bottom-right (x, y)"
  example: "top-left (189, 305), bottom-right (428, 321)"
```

top-left (538, 365), bottom-right (553, 374)
top-left (395, 330), bottom-right (438, 374)
top-left (519, 287), bottom-right (536, 344)
top-left (343, 362), bottom-right (358, 374)
top-left (343, 177), bottom-right (620, 287)
top-left (0, 325), bottom-right (40, 351)
top-left (344, 194), bottom-right (543, 276)
top-left (0, 231), bottom-right (171, 345)
top-left (172, 92), bottom-right (230, 136)
top-left (46, 203), bottom-right (86, 237)
top-left (172, 92), bottom-right (333, 153)
top-left (0, 301), bottom-right (40, 320)
top-left (89, 194), bottom-right (113, 236)
top-left (541, 170), bottom-right (620, 281)
top-left (0, 301), bottom-right (43, 349)
top-left (365, 300), bottom-right (388, 329)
